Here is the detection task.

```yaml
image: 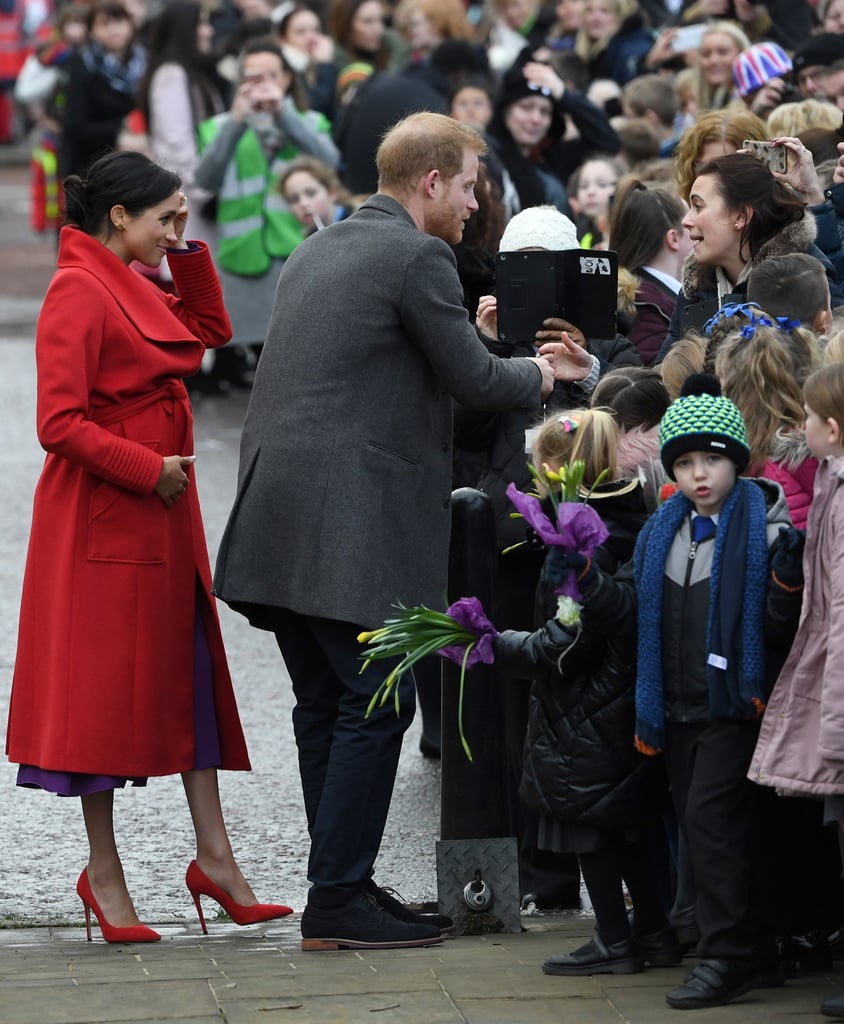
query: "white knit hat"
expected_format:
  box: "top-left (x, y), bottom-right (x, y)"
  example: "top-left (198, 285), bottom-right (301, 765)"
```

top-left (499, 205), bottom-right (579, 252)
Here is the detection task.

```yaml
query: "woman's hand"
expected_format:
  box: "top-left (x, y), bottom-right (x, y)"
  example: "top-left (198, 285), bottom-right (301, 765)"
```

top-left (311, 32), bottom-right (334, 63)
top-left (522, 61), bottom-right (565, 101)
top-left (834, 141), bottom-right (844, 187)
top-left (747, 76), bottom-right (787, 118)
top-left (476, 294), bottom-right (499, 340)
top-left (645, 28), bottom-right (679, 68)
top-left (155, 455), bottom-right (195, 509)
top-left (536, 325), bottom-right (594, 382)
top-left (171, 192), bottom-right (188, 248)
top-left (231, 80), bottom-right (256, 122)
top-left (768, 137), bottom-right (825, 205)
top-left (536, 317), bottom-right (587, 349)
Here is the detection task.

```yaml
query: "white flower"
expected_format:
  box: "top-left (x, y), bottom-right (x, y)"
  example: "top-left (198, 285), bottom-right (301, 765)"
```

top-left (556, 595), bottom-right (582, 626)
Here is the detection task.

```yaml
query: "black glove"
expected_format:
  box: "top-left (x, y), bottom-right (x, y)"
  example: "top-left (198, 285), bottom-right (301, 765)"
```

top-left (771, 525), bottom-right (805, 589)
top-left (546, 546), bottom-right (590, 589)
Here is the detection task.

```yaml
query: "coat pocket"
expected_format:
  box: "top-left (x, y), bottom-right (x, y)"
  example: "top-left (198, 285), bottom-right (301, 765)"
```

top-left (87, 441), bottom-right (166, 564)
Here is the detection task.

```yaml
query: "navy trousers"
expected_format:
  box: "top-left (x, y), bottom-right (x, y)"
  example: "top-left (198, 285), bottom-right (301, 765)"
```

top-left (274, 610), bottom-right (415, 908)
top-left (664, 719), bottom-right (768, 963)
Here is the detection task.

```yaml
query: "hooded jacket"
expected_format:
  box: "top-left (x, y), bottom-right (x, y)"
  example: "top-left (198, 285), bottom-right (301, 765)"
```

top-left (762, 430), bottom-right (818, 531)
top-left (749, 457), bottom-right (844, 796)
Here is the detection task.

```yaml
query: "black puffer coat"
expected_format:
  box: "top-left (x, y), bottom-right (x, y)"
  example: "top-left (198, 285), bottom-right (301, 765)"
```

top-left (493, 480), bottom-right (667, 830)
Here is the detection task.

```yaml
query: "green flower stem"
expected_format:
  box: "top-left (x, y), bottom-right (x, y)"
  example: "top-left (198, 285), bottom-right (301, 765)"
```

top-left (360, 604), bottom-right (484, 761)
top-left (458, 642), bottom-right (475, 762)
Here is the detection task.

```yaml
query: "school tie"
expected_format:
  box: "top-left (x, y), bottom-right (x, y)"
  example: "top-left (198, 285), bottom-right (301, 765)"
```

top-left (692, 515), bottom-right (716, 543)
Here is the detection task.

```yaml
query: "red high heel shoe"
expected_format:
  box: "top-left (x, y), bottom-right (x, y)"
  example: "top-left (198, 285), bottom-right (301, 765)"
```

top-left (76, 869), bottom-right (161, 944)
top-left (186, 860), bottom-right (294, 934)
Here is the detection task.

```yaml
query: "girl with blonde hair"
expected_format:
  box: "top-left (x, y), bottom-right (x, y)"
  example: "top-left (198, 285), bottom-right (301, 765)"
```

top-left (766, 98), bottom-right (844, 137)
top-left (532, 406), bottom-right (619, 485)
top-left (716, 321), bottom-right (819, 527)
top-left (572, 0), bottom-right (654, 86)
top-left (692, 22), bottom-right (750, 112)
top-left (493, 406), bottom-right (677, 976)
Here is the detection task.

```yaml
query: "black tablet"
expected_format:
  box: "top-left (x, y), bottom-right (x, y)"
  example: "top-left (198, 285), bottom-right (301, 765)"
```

top-left (495, 249), bottom-right (619, 343)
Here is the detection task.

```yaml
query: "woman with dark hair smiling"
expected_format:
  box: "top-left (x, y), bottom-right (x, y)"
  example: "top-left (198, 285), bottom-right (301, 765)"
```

top-left (6, 150), bottom-right (292, 940)
top-left (660, 151), bottom-right (844, 356)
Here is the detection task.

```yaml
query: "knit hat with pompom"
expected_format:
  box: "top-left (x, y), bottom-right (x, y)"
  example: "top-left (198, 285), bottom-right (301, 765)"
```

top-left (659, 374), bottom-right (750, 478)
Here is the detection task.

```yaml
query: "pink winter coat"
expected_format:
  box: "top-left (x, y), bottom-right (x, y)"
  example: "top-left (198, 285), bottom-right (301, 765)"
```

top-left (760, 430), bottom-right (818, 531)
top-left (748, 455), bottom-right (844, 796)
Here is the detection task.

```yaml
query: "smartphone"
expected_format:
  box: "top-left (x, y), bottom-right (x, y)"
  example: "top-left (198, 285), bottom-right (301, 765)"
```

top-left (670, 24), bottom-right (708, 52)
top-left (742, 139), bottom-right (788, 174)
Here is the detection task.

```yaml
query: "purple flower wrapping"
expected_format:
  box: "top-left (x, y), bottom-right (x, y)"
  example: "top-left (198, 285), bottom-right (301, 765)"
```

top-left (505, 483), bottom-right (559, 545)
top-left (556, 569), bottom-right (581, 600)
top-left (506, 483), bottom-right (609, 602)
top-left (555, 502), bottom-right (609, 554)
top-left (437, 596), bottom-right (498, 667)
top-left (505, 482), bottom-right (609, 554)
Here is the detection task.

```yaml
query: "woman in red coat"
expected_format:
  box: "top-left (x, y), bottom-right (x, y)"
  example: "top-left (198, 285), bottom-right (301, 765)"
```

top-left (5, 151), bottom-right (292, 942)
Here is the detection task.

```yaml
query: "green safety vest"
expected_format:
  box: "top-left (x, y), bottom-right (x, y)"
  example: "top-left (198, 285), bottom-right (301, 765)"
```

top-left (197, 113), bottom-right (326, 276)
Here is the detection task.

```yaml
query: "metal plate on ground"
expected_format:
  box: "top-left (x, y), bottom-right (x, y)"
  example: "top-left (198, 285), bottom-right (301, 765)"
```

top-left (436, 837), bottom-right (521, 936)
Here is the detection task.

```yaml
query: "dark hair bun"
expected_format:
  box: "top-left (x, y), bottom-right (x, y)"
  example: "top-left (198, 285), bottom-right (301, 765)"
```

top-left (681, 373), bottom-right (722, 399)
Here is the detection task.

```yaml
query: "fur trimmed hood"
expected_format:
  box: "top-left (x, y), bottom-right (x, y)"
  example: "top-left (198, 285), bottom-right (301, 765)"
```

top-left (682, 214), bottom-right (818, 299)
top-left (770, 426), bottom-right (813, 471)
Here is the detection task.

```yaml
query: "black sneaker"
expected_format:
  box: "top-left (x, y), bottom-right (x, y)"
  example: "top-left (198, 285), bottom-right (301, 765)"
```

top-left (542, 933), bottom-right (643, 976)
top-left (301, 894), bottom-right (444, 951)
top-left (367, 882), bottom-right (454, 932)
top-left (665, 958), bottom-right (758, 1009)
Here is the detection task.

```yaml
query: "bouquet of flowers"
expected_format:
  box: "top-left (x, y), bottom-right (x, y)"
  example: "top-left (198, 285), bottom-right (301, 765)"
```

top-left (505, 459), bottom-right (609, 625)
top-left (359, 596), bottom-right (498, 761)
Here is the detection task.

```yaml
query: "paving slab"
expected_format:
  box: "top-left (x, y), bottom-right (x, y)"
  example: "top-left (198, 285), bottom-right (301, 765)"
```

top-left (2, 914), bottom-right (844, 1024)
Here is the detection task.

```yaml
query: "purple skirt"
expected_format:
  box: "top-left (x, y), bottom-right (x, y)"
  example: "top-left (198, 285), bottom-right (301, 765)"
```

top-left (16, 604), bottom-right (221, 797)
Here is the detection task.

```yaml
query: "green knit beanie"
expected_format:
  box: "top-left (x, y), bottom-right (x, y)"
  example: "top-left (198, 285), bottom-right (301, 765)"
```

top-left (659, 374), bottom-right (750, 479)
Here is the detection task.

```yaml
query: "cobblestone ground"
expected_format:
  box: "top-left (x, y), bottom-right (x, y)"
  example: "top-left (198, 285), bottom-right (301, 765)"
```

top-left (0, 163), bottom-right (441, 928)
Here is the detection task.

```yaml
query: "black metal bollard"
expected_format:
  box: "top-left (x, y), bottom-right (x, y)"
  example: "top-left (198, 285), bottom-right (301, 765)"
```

top-left (440, 487), bottom-right (510, 840)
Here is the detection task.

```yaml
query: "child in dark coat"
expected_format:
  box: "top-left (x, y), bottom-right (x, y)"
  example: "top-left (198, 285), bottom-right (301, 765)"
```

top-left (493, 408), bottom-right (678, 976)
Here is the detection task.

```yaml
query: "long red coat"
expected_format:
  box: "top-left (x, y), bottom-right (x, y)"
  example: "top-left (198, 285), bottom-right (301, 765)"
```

top-left (6, 227), bottom-right (251, 777)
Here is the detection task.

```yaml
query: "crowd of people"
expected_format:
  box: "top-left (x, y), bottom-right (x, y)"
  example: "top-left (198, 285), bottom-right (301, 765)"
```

top-left (6, 0), bottom-right (844, 1017)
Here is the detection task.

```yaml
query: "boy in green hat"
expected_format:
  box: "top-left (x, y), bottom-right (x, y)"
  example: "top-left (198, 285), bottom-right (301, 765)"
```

top-left (634, 373), bottom-right (804, 1009)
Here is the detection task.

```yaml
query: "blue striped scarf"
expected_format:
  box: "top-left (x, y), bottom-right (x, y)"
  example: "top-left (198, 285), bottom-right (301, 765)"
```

top-left (634, 478), bottom-right (769, 754)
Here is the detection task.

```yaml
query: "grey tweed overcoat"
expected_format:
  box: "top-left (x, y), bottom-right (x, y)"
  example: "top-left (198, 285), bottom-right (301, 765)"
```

top-left (213, 194), bottom-right (542, 629)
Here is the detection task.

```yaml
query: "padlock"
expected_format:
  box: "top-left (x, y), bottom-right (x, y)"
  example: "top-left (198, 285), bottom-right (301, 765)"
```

top-left (462, 870), bottom-right (493, 912)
